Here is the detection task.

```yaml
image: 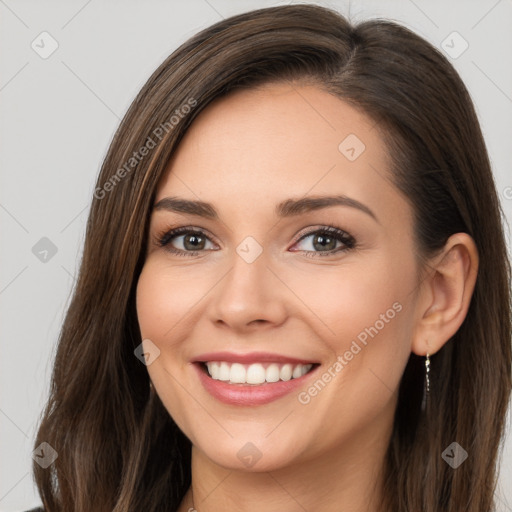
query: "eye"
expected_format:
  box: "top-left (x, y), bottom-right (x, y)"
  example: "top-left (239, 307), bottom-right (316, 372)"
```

top-left (290, 226), bottom-right (356, 258)
top-left (156, 226), bottom-right (217, 257)
top-left (155, 224), bottom-right (356, 258)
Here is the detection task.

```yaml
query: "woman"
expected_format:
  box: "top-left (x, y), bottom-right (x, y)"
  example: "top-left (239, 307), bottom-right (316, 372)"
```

top-left (30, 4), bottom-right (511, 511)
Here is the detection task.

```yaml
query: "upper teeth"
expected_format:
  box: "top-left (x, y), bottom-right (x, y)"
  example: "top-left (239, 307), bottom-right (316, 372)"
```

top-left (205, 361), bottom-right (313, 384)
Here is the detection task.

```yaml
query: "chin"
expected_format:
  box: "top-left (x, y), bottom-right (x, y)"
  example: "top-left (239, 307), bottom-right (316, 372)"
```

top-left (193, 434), bottom-right (307, 473)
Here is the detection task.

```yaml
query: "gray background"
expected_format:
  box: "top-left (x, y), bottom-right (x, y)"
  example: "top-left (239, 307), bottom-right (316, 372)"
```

top-left (1, 0), bottom-right (511, 510)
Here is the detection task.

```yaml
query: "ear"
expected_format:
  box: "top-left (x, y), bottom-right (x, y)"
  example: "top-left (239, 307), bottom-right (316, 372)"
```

top-left (411, 233), bottom-right (479, 356)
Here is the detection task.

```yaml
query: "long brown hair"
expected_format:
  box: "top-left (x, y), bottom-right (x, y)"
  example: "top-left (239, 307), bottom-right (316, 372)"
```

top-left (33, 4), bottom-right (511, 511)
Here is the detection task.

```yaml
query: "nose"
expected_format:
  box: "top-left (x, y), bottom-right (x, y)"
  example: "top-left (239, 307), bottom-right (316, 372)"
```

top-left (208, 248), bottom-right (288, 332)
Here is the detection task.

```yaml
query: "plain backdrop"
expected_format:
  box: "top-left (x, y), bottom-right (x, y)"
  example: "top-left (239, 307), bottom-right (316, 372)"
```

top-left (1, 0), bottom-right (511, 510)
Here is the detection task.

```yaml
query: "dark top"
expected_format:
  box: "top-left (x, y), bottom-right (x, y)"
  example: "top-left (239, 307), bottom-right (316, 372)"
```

top-left (25, 508), bottom-right (43, 512)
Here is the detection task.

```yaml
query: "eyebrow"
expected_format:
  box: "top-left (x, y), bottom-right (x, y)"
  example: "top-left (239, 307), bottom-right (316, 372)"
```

top-left (153, 195), bottom-right (378, 223)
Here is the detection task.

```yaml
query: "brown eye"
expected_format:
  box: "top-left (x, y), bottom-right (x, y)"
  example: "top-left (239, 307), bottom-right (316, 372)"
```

top-left (181, 233), bottom-right (207, 250)
top-left (311, 233), bottom-right (338, 251)
top-left (291, 226), bottom-right (355, 257)
top-left (158, 227), bottom-right (216, 256)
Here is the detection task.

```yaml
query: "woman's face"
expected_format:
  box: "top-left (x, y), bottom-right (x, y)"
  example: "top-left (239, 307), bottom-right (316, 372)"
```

top-left (136, 82), bottom-right (422, 471)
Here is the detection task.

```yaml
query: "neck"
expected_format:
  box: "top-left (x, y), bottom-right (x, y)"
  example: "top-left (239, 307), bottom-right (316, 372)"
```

top-left (177, 406), bottom-right (394, 512)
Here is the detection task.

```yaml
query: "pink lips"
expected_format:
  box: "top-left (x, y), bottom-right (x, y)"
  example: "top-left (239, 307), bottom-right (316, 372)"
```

top-left (192, 351), bottom-right (318, 365)
top-left (191, 351), bottom-right (320, 406)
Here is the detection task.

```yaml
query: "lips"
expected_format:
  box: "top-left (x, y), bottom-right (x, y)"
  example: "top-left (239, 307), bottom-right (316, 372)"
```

top-left (192, 351), bottom-right (319, 366)
top-left (191, 351), bottom-right (321, 406)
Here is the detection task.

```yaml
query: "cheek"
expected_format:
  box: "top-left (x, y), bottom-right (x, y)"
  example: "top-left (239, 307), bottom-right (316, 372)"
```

top-left (135, 260), bottom-right (197, 392)
top-left (283, 253), bottom-right (416, 409)
top-left (284, 258), bottom-right (415, 431)
top-left (283, 256), bottom-right (414, 352)
top-left (136, 259), bottom-right (210, 341)
top-left (135, 260), bottom-right (199, 432)
top-left (136, 263), bottom-right (178, 340)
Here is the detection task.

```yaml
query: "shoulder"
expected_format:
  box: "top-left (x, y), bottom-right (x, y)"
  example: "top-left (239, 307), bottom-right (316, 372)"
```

top-left (25, 508), bottom-right (44, 512)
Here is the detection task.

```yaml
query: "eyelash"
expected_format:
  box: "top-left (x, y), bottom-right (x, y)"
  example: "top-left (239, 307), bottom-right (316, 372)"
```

top-left (154, 225), bottom-right (356, 258)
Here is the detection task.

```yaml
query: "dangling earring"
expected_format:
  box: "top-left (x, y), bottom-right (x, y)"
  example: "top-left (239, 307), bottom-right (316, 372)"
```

top-left (425, 352), bottom-right (430, 395)
top-left (421, 352), bottom-right (431, 412)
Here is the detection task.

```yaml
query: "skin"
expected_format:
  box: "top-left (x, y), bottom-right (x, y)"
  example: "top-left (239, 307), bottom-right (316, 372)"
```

top-left (136, 82), bottom-right (478, 512)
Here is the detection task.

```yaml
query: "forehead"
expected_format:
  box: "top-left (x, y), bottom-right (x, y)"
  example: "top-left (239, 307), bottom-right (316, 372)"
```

top-left (155, 83), bottom-right (400, 221)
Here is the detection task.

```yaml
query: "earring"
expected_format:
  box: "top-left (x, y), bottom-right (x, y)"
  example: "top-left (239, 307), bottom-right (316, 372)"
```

top-left (425, 352), bottom-right (430, 394)
top-left (421, 352), bottom-right (431, 412)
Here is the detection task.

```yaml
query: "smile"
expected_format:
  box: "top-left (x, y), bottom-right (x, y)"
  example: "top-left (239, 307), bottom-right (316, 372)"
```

top-left (193, 359), bottom-right (320, 406)
top-left (204, 361), bottom-right (314, 384)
